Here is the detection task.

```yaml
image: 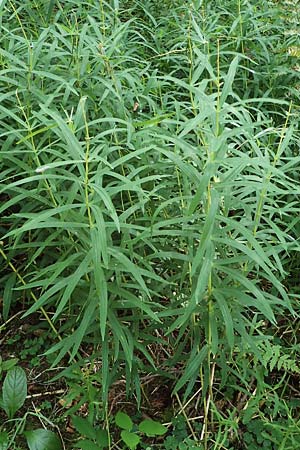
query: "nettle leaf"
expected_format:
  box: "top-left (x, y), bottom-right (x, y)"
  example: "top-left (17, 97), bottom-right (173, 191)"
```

top-left (115, 411), bottom-right (133, 430)
top-left (138, 419), bottom-right (167, 436)
top-left (73, 439), bottom-right (101, 450)
top-left (2, 367), bottom-right (27, 419)
top-left (25, 429), bottom-right (62, 450)
top-left (120, 430), bottom-right (140, 450)
top-left (71, 416), bottom-right (96, 440)
top-left (95, 429), bottom-right (109, 447)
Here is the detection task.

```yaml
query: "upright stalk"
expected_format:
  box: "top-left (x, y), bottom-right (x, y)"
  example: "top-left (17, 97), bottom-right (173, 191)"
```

top-left (253, 102), bottom-right (292, 237)
top-left (81, 97), bottom-right (93, 229)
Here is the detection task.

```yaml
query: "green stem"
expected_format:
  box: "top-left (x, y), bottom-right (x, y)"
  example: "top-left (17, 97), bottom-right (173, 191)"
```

top-left (81, 98), bottom-right (94, 229)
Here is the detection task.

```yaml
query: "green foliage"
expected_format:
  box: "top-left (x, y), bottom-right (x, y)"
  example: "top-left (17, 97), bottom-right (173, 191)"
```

top-left (116, 411), bottom-right (134, 431)
top-left (259, 340), bottom-right (300, 374)
top-left (72, 415), bottom-right (109, 450)
top-left (164, 416), bottom-right (201, 450)
top-left (114, 412), bottom-right (167, 449)
top-left (138, 419), bottom-right (167, 437)
top-left (0, 0), bottom-right (300, 449)
top-left (242, 414), bottom-right (300, 450)
top-left (24, 429), bottom-right (62, 450)
top-left (0, 356), bottom-right (18, 378)
top-left (120, 430), bottom-right (140, 450)
top-left (2, 367), bottom-right (27, 419)
top-left (72, 411), bottom-right (167, 450)
top-left (0, 362), bottom-right (62, 450)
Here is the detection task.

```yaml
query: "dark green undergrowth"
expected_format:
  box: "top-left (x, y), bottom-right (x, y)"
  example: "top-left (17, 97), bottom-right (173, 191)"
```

top-left (0, 0), bottom-right (300, 449)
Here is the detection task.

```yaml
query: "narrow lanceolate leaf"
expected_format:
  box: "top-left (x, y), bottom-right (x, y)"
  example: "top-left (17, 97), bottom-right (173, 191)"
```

top-left (2, 272), bottom-right (16, 321)
top-left (109, 248), bottom-right (150, 298)
top-left (91, 205), bottom-right (108, 268)
top-left (108, 310), bottom-right (134, 372)
top-left (89, 211), bottom-right (108, 340)
top-left (91, 185), bottom-right (120, 233)
top-left (101, 338), bottom-right (109, 404)
top-left (215, 266), bottom-right (276, 323)
top-left (191, 190), bottom-right (219, 277)
top-left (194, 241), bottom-right (214, 302)
top-left (39, 104), bottom-right (85, 164)
top-left (213, 291), bottom-right (234, 349)
top-left (70, 294), bottom-right (99, 360)
top-left (53, 252), bottom-right (92, 320)
top-left (25, 429), bottom-right (62, 450)
top-left (3, 204), bottom-right (86, 239)
top-left (2, 367), bottom-right (27, 419)
top-left (220, 56), bottom-right (239, 106)
top-left (174, 345), bottom-right (208, 393)
top-left (95, 264), bottom-right (108, 341)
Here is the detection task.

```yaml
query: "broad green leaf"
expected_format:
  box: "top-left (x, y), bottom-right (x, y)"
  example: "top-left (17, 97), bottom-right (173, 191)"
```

top-left (120, 431), bottom-right (140, 450)
top-left (25, 429), bottom-right (62, 450)
top-left (138, 419), bottom-right (167, 436)
top-left (95, 429), bottom-right (109, 447)
top-left (115, 411), bottom-right (133, 431)
top-left (71, 416), bottom-right (96, 440)
top-left (73, 440), bottom-right (100, 450)
top-left (2, 367), bottom-right (27, 419)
